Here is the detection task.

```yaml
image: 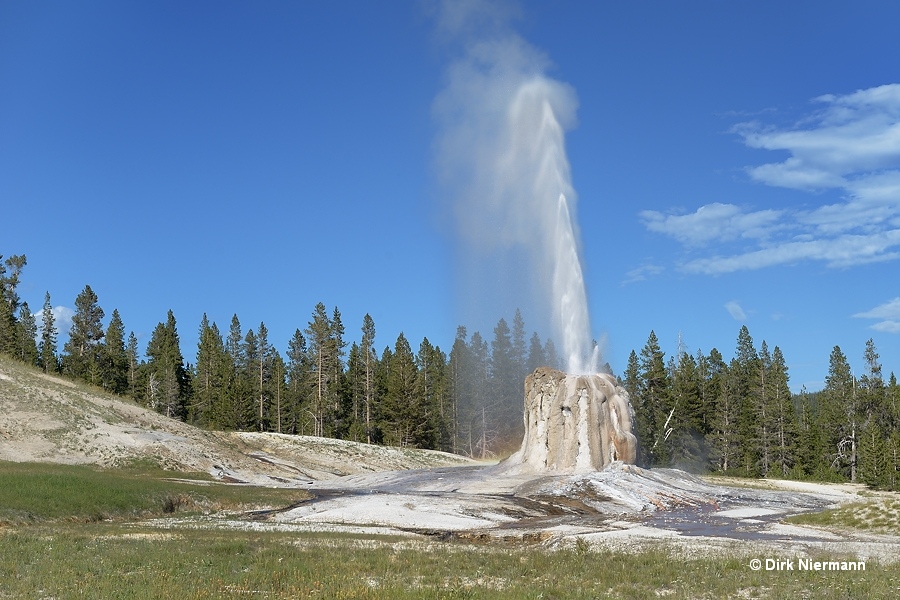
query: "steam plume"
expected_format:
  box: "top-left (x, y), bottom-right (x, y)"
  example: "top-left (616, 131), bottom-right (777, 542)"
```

top-left (433, 1), bottom-right (597, 374)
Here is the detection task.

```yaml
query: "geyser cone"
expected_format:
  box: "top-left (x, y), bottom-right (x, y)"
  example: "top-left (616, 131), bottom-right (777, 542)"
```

top-left (504, 367), bottom-right (637, 473)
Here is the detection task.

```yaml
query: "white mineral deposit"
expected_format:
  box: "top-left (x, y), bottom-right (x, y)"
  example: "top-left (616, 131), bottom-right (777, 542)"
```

top-left (504, 367), bottom-right (637, 473)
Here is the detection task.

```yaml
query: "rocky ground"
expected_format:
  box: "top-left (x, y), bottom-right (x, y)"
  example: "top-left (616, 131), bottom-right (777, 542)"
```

top-left (3, 356), bottom-right (899, 563)
top-left (247, 463), bottom-right (898, 564)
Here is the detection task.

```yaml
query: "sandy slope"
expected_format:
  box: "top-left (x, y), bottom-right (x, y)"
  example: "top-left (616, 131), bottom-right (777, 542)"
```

top-left (0, 357), bottom-right (473, 485)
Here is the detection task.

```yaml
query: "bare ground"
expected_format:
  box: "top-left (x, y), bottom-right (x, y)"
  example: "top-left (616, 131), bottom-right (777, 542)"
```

top-left (0, 357), bottom-right (473, 485)
top-left (3, 356), bottom-right (899, 563)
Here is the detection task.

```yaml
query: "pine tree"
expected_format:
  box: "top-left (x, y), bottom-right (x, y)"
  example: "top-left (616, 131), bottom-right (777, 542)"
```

top-left (145, 310), bottom-right (187, 419)
top-left (0, 254), bottom-right (27, 356)
top-left (224, 314), bottom-right (247, 430)
top-left (696, 348), bottom-right (723, 437)
top-left (38, 292), bottom-right (58, 373)
top-left (375, 344), bottom-right (392, 438)
top-left (710, 358), bottom-right (743, 474)
top-left (888, 373), bottom-right (900, 490)
top-left (243, 328), bottom-right (260, 428)
top-left (794, 386), bottom-right (819, 478)
top-left (889, 426), bottom-right (900, 491)
top-left (860, 338), bottom-right (885, 418)
top-left (733, 326), bottom-right (760, 476)
top-left (754, 341), bottom-right (776, 477)
top-left (126, 332), bottom-right (140, 398)
top-left (101, 309), bottom-right (128, 394)
top-left (449, 327), bottom-right (493, 458)
top-left (381, 333), bottom-right (419, 447)
top-left (469, 331), bottom-right (492, 458)
top-left (346, 342), bottom-right (365, 442)
top-left (416, 337), bottom-right (448, 450)
top-left (448, 327), bottom-right (471, 455)
top-left (192, 314), bottom-right (213, 424)
top-left (858, 339), bottom-right (890, 488)
top-left (192, 315), bottom-right (228, 427)
top-left (328, 307), bottom-right (348, 437)
top-left (286, 328), bottom-right (310, 435)
top-left (360, 314), bottom-right (377, 444)
top-left (526, 332), bottom-right (547, 373)
top-left (62, 285), bottom-right (105, 384)
top-left (490, 317), bottom-right (520, 446)
top-left (270, 352), bottom-right (287, 434)
top-left (305, 303), bottom-right (332, 437)
top-left (700, 348), bottom-right (727, 471)
top-left (822, 345), bottom-right (856, 481)
top-left (255, 322), bottom-right (272, 432)
top-left (637, 330), bottom-right (668, 467)
top-left (511, 309), bottom-right (527, 385)
top-left (859, 419), bottom-right (887, 488)
top-left (668, 349), bottom-right (704, 471)
top-left (15, 301), bottom-right (38, 365)
top-left (769, 346), bottom-right (796, 477)
top-left (544, 338), bottom-right (560, 371)
top-left (622, 350), bottom-right (640, 402)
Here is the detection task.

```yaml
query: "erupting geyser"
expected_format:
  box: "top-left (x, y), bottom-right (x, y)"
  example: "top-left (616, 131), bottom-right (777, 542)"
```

top-left (505, 367), bottom-right (637, 473)
top-left (435, 15), bottom-right (599, 375)
top-left (436, 2), bottom-right (637, 471)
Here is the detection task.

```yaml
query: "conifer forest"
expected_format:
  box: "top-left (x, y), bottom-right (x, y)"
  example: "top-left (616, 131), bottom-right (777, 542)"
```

top-left (3, 252), bottom-right (899, 490)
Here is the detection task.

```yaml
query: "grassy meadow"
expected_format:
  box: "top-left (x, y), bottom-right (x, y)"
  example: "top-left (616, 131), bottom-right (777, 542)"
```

top-left (786, 496), bottom-right (900, 535)
top-left (1, 460), bottom-right (896, 599)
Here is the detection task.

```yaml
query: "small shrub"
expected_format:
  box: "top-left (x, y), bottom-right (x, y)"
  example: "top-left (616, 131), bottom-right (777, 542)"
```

top-left (161, 494), bottom-right (182, 514)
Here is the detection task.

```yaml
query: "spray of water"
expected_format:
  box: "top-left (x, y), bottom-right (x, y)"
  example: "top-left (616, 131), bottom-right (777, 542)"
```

top-left (434, 4), bottom-right (598, 374)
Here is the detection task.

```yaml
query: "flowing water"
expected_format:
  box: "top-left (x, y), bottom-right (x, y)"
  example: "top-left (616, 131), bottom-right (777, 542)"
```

top-left (506, 82), bottom-right (597, 375)
top-left (436, 29), bottom-right (599, 375)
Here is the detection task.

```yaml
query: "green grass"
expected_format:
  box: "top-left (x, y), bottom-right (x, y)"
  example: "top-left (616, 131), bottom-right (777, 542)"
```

top-left (0, 527), bottom-right (892, 599)
top-left (787, 499), bottom-right (900, 534)
top-left (0, 460), bottom-right (310, 525)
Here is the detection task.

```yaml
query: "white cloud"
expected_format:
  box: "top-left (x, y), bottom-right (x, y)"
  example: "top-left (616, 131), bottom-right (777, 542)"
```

top-left (682, 229), bottom-right (900, 274)
top-left (640, 203), bottom-right (784, 247)
top-left (853, 297), bottom-right (900, 319)
top-left (621, 263), bottom-right (663, 285)
top-left (871, 321), bottom-right (900, 333)
top-left (852, 297), bottom-right (900, 334)
top-left (643, 84), bottom-right (900, 274)
top-left (725, 301), bottom-right (746, 321)
top-left (746, 159), bottom-right (846, 190)
top-left (32, 305), bottom-right (74, 342)
top-left (738, 84), bottom-right (900, 189)
top-left (800, 171), bottom-right (900, 235)
top-left (37, 306), bottom-right (74, 335)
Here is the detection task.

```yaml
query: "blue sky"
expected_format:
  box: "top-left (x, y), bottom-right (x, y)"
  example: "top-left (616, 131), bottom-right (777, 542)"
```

top-left (3, 1), bottom-right (899, 392)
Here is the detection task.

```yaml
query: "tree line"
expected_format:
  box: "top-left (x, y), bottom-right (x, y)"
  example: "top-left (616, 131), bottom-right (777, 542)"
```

top-left (1, 253), bottom-right (560, 457)
top-left (3, 252), bottom-right (899, 489)
top-left (625, 327), bottom-right (900, 490)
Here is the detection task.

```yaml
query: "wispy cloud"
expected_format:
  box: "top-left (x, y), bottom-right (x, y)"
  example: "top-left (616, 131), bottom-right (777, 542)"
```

top-left (853, 297), bottom-right (900, 333)
top-left (640, 203), bottom-right (784, 247)
top-left (621, 263), bottom-right (664, 285)
top-left (724, 301), bottom-right (746, 321)
top-left (683, 229), bottom-right (900, 274)
top-left (739, 85), bottom-right (900, 190)
top-left (642, 84), bottom-right (900, 274)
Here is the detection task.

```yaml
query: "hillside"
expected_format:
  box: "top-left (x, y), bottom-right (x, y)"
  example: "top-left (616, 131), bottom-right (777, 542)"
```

top-left (0, 356), bottom-right (474, 485)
